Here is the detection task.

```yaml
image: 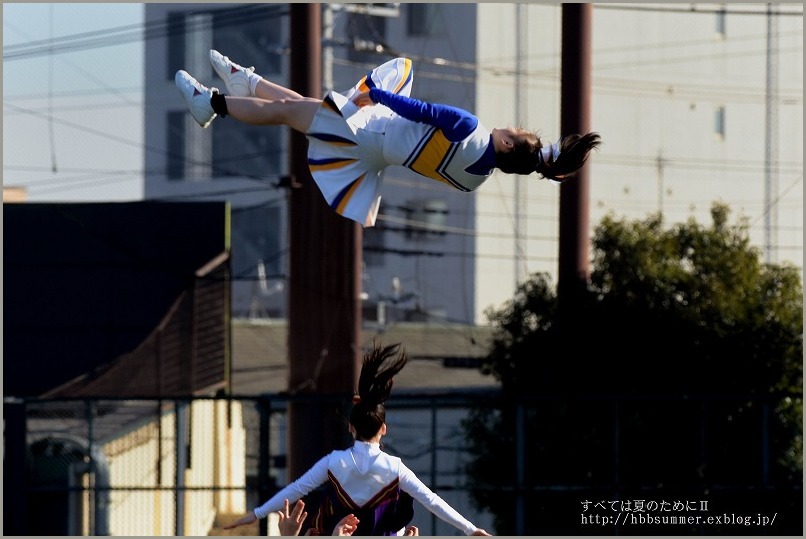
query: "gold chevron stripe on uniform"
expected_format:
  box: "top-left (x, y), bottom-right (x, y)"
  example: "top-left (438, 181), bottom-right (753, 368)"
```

top-left (409, 130), bottom-right (455, 186)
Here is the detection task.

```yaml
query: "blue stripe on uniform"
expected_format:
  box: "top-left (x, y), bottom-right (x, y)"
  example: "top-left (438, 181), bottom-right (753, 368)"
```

top-left (308, 132), bottom-right (357, 145)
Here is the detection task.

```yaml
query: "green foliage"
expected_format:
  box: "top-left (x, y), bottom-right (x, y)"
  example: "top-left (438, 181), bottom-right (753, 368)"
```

top-left (466, 204), bottom-right (803, 535)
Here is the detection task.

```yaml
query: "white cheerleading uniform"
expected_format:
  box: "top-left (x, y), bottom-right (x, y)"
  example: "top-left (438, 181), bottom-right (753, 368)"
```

top-left (252, 441), bottom-right (479, 535)
top-left (306, 58), bottom-right (496, 227)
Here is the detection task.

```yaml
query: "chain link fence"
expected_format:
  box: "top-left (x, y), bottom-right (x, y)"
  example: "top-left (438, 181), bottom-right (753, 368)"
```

top-left (4, 392), bottom-right (801, 535)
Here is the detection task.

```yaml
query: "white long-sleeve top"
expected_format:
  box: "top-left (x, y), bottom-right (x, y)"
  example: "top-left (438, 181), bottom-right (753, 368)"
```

top-left (253, 441), bottom-right (478, 535)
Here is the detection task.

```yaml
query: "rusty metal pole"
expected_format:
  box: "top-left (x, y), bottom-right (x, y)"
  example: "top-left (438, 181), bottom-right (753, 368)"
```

top-left (287, 3), bottom-right (362, 483)
top-left (558, 3), bottom-right (592, 318)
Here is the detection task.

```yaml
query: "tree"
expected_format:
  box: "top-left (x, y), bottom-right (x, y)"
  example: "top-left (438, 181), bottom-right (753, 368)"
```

top-left (464, 204), bottom-right (802, 535)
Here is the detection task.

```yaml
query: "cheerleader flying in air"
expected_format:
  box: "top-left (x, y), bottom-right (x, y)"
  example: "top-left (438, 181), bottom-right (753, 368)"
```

top-left (176, 50), bottom-right (600, 227)
top-left (223, 343), bottom-right (490, 536)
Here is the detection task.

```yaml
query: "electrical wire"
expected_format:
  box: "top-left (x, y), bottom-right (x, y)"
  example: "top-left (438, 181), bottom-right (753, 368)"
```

top-left (593, 4), bottom-right (803, 17)
top-left (5, 4), bottom-right (802, 280)
top-left (3, 4), bottom-right (289, 61)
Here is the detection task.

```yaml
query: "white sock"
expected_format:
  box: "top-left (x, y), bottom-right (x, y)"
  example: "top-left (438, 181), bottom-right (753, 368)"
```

top-left (248, 73), bottom-right (263, 97)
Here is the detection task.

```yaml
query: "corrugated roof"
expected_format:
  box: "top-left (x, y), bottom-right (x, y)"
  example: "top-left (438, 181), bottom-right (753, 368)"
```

top-left (231, 319), bottom-right (499, 395)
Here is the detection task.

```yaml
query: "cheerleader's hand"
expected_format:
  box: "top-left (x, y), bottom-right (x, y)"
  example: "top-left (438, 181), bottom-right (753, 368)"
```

top-left (352, 91), bottom-right (375, 108)
top-left (332, 513), bottom-right (359, 536)
top-left (223, 511), bottom-right (257, 529)
top-left (277, 499), bottom-right (308, 536)
top-left (470, 529), bottom-right (491, 536)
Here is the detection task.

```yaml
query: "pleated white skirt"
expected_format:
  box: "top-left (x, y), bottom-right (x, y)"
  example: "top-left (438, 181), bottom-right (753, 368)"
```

top-left (305, 57), bottom-right (413, 227)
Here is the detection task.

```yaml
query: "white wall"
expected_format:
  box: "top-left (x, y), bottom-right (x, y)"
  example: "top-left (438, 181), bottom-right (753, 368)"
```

top-left (474, 3), bottom-right (803, 322)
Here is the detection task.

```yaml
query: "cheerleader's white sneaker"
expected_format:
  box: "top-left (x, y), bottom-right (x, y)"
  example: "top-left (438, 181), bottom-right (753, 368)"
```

top-left (209, 49), bottom-right (255, 97)
top-left (175, 70), bottom-right (217, 128)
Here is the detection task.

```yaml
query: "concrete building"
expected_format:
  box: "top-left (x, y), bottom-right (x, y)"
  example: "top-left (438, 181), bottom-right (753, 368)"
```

top-left (144, 3), bottom-right (802, 325)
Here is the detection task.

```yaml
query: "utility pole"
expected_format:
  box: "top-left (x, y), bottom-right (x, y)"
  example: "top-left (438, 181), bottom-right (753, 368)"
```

top-left (514, 3), bottom-right (528, 289)
top-left (764, 3), bottom-right (779, 264)
top-left (287, 2), bottom-right (362, 489)
top-left (322, 4), bottom-right (335, 93)
top-left (656, 150), bottom-right (665, 214)
top-left (558, 3), bottom-right (592, 320)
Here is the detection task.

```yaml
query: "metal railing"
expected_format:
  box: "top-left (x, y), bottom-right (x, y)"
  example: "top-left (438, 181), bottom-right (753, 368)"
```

top-left (4, 391), bottom-right (801, 536)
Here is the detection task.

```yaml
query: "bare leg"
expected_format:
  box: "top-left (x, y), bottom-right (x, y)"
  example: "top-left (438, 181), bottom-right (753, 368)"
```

top-left (210, 49), bottom-right (305, 101)
top-left (224, 96), bottom-right (321, 134)
top-left (253, 78), bottom-right (305, 101)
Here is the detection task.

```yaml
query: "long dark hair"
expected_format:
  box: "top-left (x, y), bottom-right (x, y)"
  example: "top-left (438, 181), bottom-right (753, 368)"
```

top-left (496, 131), bottom-right (602, 182)
top-left (349, 343), bottom-right (408, 440)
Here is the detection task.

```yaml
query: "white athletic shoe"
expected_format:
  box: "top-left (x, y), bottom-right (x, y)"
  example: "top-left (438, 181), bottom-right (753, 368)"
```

top-left (175, 70), bottom-right (217, 128)
top-left (209, 49), bottom-right (255, 97)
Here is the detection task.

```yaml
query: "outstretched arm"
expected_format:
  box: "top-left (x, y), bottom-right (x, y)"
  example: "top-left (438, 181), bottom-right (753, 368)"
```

top-left (252, 456), bottom-right (330, 519)
top-left (223, 511), bottom-right (257, 530)
top-left (398, 462), bottom-right (490, 535)
top-left (354, 89), bottom-right (478, 142)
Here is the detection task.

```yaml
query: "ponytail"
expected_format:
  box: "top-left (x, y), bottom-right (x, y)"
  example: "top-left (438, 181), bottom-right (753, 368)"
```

top-left (349, 342), bottom-right (408, 440)
top-left (535, 132), bottom-right (601, 182)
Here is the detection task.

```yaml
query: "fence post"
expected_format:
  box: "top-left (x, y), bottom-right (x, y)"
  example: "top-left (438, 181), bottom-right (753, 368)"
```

top-left (430, 399), bottom-right (438, 534)
top-left (86, 399), bottom-right (96, 535)
top-left (761, 401), bottom-right (770, 486)
top-left (613, 400), bottom-right (620, 494)
top-left (175, 400), bottom-right (188, 536)
top-left (258, 397), bottom-right (271, 537)
top-left (3, 399), bottom-right (28, 535)
top-left (515, 401), bottom-right (525, 535)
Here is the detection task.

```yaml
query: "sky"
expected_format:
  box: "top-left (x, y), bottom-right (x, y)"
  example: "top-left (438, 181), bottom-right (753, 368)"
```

top-left (3, 3), bottom-right (145, 201)
top-left (2, 3), bottom-right (803, 274)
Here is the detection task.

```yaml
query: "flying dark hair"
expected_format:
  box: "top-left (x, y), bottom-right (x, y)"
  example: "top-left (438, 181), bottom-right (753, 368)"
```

top-left (495, 131), bottom-right (602, 182)
top-left (349, 342), bottom-right (408, 440)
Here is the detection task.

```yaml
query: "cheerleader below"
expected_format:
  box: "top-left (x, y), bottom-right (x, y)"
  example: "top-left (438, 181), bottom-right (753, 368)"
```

top-left (223, 343), bottom-right (491, 536)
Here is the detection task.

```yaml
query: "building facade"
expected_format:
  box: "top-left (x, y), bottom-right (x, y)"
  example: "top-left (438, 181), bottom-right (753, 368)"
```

top-left (144, 3), bottom-right (803, 324)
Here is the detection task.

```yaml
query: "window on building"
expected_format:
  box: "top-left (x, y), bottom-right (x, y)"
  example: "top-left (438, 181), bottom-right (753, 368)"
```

top-left (363, 203), bottom-right (387, 268)
top-left (404, 199), bottom-right (448, 241)
top-left (167, 5), bottom-right (287, 181)
top-left (167, 13), bottom-right (186, 81)
top-left (168, 6), bottom-right (284, 80)
top-left (715, 7), bottom-right (727, 38)
top-left (407, 4), bottom-right (444, 37)
top-left (212, 5), bottom-right (283, 76)
top-left (210, 5), bottom-right (286, 179)
top-left (166, 111), bottom-right (186, 180)
top-left (714, 106), bottom-right (726, 140)
top-left (231, 203), bottom-right (283, 277)
top-left (212, 124), bottom-right (284, 180)
top-left (347, 13), bottom-right (387, 65)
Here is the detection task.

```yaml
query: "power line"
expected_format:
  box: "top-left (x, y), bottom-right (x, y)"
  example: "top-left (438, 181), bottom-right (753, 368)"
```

top-left (3, 4), bottom-right (289, 61)
top-left (5, 5), bottom-right (800, 264)
top-left (5, 102), bottom-right (285, 187)
top-left (593, 4), bottom-right (803, 17)
top-left (6, 8), bottom-right (801, 107)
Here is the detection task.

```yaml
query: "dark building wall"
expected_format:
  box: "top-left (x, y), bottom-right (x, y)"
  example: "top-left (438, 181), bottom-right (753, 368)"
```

top-left (143, 4), bottom-right (480, 325)
top-left (3, 201), bottom-right (228, 397)
top-left (144, 3), bottom-right (288, 319)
